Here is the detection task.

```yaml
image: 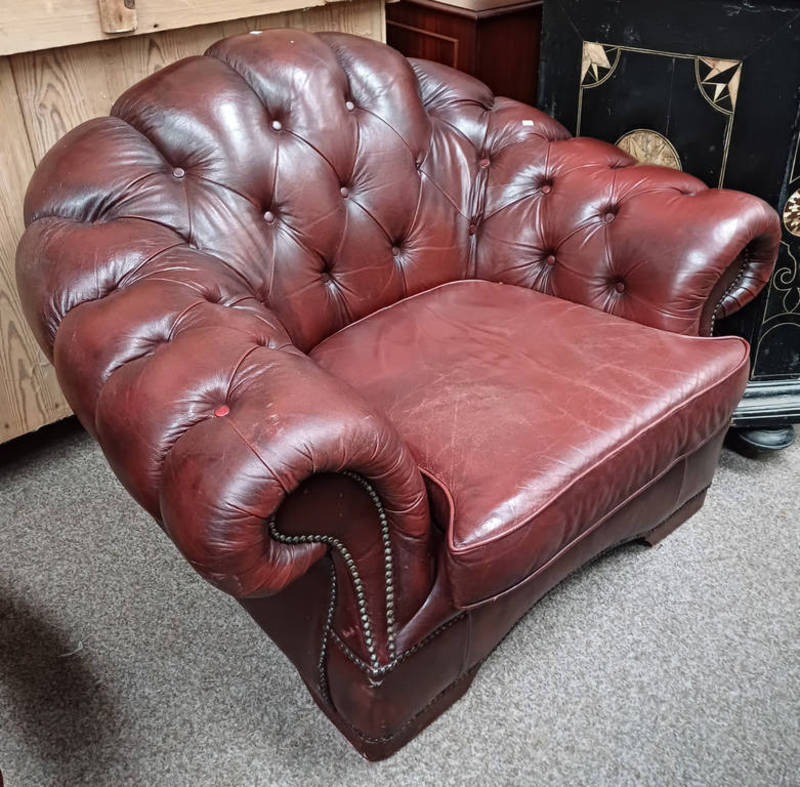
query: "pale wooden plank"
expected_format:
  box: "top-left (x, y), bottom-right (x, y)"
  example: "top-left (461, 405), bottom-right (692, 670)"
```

top-left (0, 57), bottom-right (69, 443)
top-left (0, 0), bottom-right (370, 56)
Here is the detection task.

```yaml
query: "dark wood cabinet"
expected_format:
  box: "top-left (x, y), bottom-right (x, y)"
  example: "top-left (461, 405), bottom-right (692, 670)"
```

top-left (386, 0), bottom-right (542, 105)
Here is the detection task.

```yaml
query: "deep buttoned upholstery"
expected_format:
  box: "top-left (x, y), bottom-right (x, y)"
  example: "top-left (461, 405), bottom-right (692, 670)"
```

top-left (16, 30), bottom-right (780, 758)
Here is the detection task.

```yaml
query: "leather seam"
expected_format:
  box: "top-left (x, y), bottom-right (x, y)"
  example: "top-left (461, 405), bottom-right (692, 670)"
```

top-left (419, 467), bottom-right (456, 535)
top-left (310, 278), bottom-right (490, 354)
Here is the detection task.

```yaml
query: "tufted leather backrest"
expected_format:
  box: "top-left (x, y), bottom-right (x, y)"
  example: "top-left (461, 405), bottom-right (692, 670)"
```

top-left (19, 31), bottom-right (567, 353)
top-left (19, 29), bottom-right (779, 360)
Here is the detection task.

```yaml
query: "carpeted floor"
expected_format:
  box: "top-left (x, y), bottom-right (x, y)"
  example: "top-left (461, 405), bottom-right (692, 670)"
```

top-left (0, 419), bottom-right (798, 786)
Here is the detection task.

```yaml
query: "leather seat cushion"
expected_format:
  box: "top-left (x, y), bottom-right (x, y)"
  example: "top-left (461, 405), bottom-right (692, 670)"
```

top-left (311, 280), bottom-right (750, 606)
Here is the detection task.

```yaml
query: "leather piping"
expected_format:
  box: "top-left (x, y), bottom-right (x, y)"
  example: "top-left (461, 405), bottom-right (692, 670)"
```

top-left (310, 278), bottom-right (478, 354)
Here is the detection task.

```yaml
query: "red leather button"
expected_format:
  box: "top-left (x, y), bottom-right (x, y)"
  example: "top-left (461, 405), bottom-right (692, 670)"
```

top-left (479, 158), bottom-right (490, 169)
top-left (271, 120), bottom-right (282, 131)
top-left (604, 212), bottom-right (616, 222)
top-left (391, 246), bottom-right (401, 256)
top-left (172, 167), bottom-right (185, 178)
top-left (468, 223), bottom-right (477, 235)
top-left (615, 281), bottom-right (626, 293)
top-left (545, 254), bottom-right (556, 265)
top-left (340, 186), bottom-right (349, 197)
top-left (541, 184), bottom-right (552, 195)
top-left (213, 405), bottom-right (230, 417)
top-left (263, 210), bottom-right (275, 223)
top-left (345, 100), bottom-right (355, 111)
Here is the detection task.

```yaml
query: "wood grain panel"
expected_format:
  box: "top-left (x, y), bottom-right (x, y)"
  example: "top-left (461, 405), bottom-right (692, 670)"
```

top-left (0, 58), bottom-right (68, 443)
top-left (12, 0), bottom-right (385, 163)
top-left (0, 0), bottom-right (373, 56)
top-left (386, 0), bottom-right (540, 105)
top-left (0, 0), bottom-right (383, 443)
top-left (386, 21), bottom-right (460, 69)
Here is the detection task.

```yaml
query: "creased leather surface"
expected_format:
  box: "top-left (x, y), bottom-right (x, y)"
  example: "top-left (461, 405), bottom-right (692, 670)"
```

top-left (16, 30), bottom-right (778, 612)
top-left (313, 280), bottom-right (751, 605)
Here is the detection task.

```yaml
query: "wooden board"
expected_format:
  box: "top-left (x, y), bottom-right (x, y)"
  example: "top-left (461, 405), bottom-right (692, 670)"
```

top-left (0, 0), bottom-right (384, 443)
top-left (0, 0), bottom-right (382, 56)
top-left (0, 59), bottom-right (69, 444)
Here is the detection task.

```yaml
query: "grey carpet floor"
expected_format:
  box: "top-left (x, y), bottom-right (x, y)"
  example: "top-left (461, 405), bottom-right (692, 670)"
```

top-left (0, 419), bottom-right (798, 787)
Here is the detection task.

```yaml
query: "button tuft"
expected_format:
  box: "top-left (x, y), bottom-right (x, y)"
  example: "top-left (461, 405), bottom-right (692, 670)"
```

top-left (213, 405), bottom-right (230, 417)
top-left (604, 211), bottom-right (616, 223)
top-left (615, 280), bottom-right (626, 293)
top-left (391, 246), bottom-right (401, 256)
top-left (340, 186), bottom-right (349, 198)
top-left (541, 183), bottom-right (552, 195)
top-left (545, 254), bottom-right (556, 266)
top-left (345, 100), bottom-right (355, 111)
top-left (172, 167), bottom-right (185, 178)
top-left (479, 158), bottom-right (490, 169)
top-left (271, 120), bottom-right (282, 131)
top-left (263, 210), bottom-right (275, 223)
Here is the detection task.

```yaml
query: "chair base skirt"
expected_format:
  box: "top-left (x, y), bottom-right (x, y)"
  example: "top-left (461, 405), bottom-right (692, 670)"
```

top-left (241, 427), bottom-right (726, 760)
top-left (308, 661), bottom-right (482, 760)
top-left (642, 488), bottom-right (707, 546)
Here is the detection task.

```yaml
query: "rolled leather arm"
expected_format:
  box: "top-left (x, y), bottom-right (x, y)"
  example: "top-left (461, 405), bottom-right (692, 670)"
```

top-left (16, 214), bottom-right (433, 614)
top-left (469, 107), bottom-right (782, 336)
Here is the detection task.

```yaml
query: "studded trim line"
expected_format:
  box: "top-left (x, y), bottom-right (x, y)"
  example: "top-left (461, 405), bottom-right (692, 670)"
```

top-left (330, 611), bottom-right (467, 679)
top-left (710, 248), bottom-right (750, 335)
top-left (268, 470), bottom-right (397, 670)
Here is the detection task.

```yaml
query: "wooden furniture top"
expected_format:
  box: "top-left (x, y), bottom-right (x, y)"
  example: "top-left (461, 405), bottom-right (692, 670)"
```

top-left (0, 0), bottom-right (357, 56)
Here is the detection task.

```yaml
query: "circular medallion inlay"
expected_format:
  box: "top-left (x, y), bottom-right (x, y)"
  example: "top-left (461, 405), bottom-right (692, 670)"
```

top-left (783, 189), bottom-right (800, 236)
top-left (615, 129), bottom-right (682, 171)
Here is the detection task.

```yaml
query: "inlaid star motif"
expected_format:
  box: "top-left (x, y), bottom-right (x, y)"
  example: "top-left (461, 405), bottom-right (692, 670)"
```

top-left (581, 42), bottom-right (614, 85)
top-left (698, 57), bottom-right (742, 111)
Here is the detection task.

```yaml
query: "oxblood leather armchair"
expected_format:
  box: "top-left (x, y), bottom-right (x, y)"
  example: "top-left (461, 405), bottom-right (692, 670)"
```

top-left (16, 30), bottom-right (780, 759)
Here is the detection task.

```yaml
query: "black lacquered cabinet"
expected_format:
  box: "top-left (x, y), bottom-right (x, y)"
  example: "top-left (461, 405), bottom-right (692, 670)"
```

top-left (539, 0), bottom-right (800, 445)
